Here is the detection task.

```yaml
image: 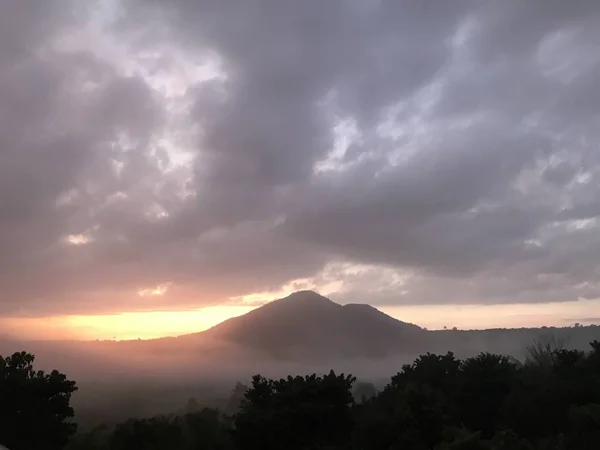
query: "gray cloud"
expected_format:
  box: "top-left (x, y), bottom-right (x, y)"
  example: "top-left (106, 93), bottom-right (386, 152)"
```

top-left (1, 0), bottom-right (600, 316)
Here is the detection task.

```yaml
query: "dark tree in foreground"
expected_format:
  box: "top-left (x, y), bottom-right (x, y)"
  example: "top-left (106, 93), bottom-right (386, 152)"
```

top-left (110, 415), bottom-right (183, 450)
top-left (0, 351), bottom-right (78, 450)
top-left (234, 371), bottom-right (356, 450)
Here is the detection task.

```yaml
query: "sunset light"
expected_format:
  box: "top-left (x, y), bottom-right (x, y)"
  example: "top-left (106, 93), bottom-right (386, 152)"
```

top-left (2, 298), bottom-right (598, 342)
top-left (1, 305), bottom-right (256, 341)
top-left (65, 305), bottom-right (256, 340)
top-left (3, 1), bottom-right (600, 447)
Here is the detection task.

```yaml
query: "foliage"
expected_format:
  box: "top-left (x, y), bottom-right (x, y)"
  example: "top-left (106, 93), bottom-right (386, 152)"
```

top-left (525, 332), bottom-right (569, 368)
top-left (233, 371), bottom-right (356, 450)
top-left (7, 341), bottom-right (600, 450)
top-left (224, 382), bottom-right (248, 415)
top-left (0, 351), bottom-right (78, 450)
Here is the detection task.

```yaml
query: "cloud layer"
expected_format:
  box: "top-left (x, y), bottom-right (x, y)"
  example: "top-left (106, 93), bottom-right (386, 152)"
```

top-left (2, 0), bottom-right (600, 316)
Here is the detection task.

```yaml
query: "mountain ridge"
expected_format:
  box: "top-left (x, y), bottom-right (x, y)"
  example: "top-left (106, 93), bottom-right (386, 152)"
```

top-left (192, 290), bottom-right (423, 360)
top-left (204, 290), bottom-right (420, 334)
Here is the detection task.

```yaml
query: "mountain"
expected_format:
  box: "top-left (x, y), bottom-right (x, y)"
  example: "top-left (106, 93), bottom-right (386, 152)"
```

top-left (3, 290), bottom-right (599, 380)
top-left (197, 290), bottom-right (424, 360)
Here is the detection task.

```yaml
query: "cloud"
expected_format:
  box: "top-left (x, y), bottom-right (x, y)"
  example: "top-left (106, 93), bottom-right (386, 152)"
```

top-left (1, 0), bottom-right (600, 316)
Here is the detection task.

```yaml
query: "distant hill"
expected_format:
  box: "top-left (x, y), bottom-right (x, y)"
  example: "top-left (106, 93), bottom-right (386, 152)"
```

top-left (160, 291), bottom-right (600, 362)
top-left (115, 291), bottom-right (600, 362)
top-left (196, 290), bottom-right (424, 360)
top-left (2, 291), bottom-right (599, 377)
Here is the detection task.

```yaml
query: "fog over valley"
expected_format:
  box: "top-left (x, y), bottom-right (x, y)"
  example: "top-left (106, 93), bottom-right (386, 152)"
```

top-left (2, 291), bottom-right (599, 430)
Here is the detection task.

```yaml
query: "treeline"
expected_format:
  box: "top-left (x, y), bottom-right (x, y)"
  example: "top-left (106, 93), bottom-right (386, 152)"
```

top-left (3, 341), bottom-right (600, 450)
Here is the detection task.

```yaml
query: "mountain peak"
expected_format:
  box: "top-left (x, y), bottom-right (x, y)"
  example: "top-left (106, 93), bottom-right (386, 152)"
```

top-left (268, 290), bottom-right (340, 313)
top-left (284, 290), bottom-right (331, 303)
top-left (198, 290), bottom-right (423, 360)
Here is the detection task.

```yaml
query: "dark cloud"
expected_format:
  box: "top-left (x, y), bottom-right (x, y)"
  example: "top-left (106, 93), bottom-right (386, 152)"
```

top-left (2, 0), bottom-right (600, 316)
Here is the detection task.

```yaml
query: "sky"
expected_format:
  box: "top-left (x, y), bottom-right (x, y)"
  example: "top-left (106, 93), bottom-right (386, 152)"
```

top-left (2, 0), bottom-right (600, 341)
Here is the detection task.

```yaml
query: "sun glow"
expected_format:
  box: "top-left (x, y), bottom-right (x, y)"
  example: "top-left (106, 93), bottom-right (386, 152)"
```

top-left (64, 305), bottom-right (256, 340)
top-left (2, 305), bottom-right (256, 341)
top-left (3, 297), bottom-right (599, 342)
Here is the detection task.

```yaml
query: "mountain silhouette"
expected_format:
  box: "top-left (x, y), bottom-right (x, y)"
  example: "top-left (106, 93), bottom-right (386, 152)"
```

top-left (199, 290), bottom-right (423, 360)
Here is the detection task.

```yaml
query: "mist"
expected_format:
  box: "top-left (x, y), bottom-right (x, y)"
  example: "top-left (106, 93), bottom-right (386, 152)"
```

top-left (3, 321), bottom-right (598, 432)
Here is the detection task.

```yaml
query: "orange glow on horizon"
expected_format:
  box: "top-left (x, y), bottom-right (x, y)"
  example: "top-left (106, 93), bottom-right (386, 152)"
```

top-left (1, 298), bottom-right (599, 342)
top-left (1, 305), bottom-right (256, 341)
top-left (380, 298), bottom-right (600, 330)
top-left (66, 305), bottom-right (257, 340)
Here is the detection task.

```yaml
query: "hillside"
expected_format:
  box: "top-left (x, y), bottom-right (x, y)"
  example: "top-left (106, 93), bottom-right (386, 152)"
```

top-left (3, 291), bottom-right (599, 376)
top-left (196, 290), bottom-right (424, 360)
top-left (103, 291), bottom-right (600, 363)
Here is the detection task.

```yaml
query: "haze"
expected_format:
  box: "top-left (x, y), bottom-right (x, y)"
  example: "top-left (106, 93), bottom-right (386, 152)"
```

top-left (3, 0), bottom-right (600, 341)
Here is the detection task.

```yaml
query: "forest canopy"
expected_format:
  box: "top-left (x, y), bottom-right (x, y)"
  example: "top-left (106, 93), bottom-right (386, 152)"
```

top-left (2, 341), bottom-right (600, 450)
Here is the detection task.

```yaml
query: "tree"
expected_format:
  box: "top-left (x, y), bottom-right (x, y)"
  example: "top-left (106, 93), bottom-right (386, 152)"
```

top-left (233, 371), bottom-right (356, 450)
top-left (181, 408), bottom-right (234, 450)
top-left (224, 382), bottom-right (248, 415)
top-left (351, 353), bottom-right (462, 450)
top-left (457, 353), bottom-right (519, 438)
top-left (110, 415), bottom-right (182, 450)
top-left (525, 333), bottom-right (569, 368)
top-left (0, 351), bottom-right (78, 450)
top-left (65, 424), bottom-right (110, 450)
top-left (391, 352), bottom-right (461, 393)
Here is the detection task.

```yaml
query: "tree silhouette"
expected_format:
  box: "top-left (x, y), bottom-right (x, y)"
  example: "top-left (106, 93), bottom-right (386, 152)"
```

top-left (234, 371), bottom-right (356, 450)
top-left (457, 353), bottom-right (519, 438)
top-left (224, 382), bottom-right (248, 415)
top-left (110, 415), bottom-right (183, 450)
top-left (0, 351), bottom-right (78, 450)
top-left (525, 333), bottom-right (569, 368)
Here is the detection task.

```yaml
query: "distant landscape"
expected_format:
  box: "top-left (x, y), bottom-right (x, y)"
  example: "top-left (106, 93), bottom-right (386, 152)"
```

top-left (5, 0), bottom-right (600, 448)
top-left (2, 291), bottom-right (599, 431)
